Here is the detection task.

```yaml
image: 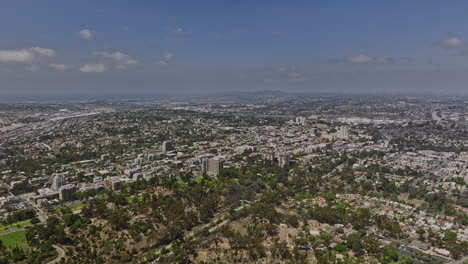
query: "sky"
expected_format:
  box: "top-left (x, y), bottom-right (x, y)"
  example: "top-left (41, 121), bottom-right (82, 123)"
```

top-left (1, 0), bottom-right (468, 100)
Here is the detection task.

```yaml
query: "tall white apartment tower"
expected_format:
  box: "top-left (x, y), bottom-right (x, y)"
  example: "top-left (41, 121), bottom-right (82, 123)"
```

top-left (338, 127), bottom-right (349, 140)
top-left (51, 174), bottom-right (65, 191)
top-left (295, 116), bottom-right (307, 125)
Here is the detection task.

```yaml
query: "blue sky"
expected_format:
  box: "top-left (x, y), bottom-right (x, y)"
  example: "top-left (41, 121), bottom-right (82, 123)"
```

top-left (1, 1), bottom-right (468, 99)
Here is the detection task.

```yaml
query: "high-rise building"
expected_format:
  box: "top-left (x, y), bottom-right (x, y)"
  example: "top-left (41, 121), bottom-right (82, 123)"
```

top-left (104, 176), bottom-right (122, 191)
top-left (337, 127), bottom-right (349, 140)
top-left (263, 152), bottom-right (275, 162)
top-left (133, 173), bottom-right (143, 181)
top-left (278, 154), bottom-right (291, 168)
top-left (51, 174), bottom-right (65, 191)
top-left (201, 158), bottom-right (209, 174)
top-left (161, 140), bottom-right (174, 152)
top-left (295, 116), bottom-right (307, 125)
top-left (202, 158), bottom-right (224, 175)
top-left (59, 184), bottom-right (77, 201)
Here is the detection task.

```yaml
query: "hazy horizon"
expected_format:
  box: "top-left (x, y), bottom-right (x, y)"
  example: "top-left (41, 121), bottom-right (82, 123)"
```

top-left (2, 1), bottom-right (468, 99)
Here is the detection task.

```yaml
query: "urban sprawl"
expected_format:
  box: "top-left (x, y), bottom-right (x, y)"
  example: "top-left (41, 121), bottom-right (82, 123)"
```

top-left (0, 93), bottom-right (466, 263)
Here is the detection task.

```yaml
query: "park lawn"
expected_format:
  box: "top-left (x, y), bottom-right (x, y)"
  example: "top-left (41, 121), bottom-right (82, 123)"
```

top-left (52, 202), bottom-right (85, 214)
top-left (0, 219), bottom-right (32, 233)
top-left (69, 202), bottom-right (84, 212)
top-left (0, 230), bottom-right (29, 249)
top-left (128, 196), bottom-right (144, 203)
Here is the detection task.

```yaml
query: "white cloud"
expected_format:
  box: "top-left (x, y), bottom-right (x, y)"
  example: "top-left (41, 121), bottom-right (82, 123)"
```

top-left (439, 37), bottom-right (463, 48)
top-left (164, 27), bottom-right (186, 40)
top-left (257, 65), bottom-right (308, 83)
top-left (79, 29), bottom-right (95, 40)
top-left (163, 52), bottom-right (174, 61)
top-left (29, 47), bottom-right (56, 57)
top-left (276, 65), bottom-right (307, 82)
top-left (156, 60), bottom-right (168, 66)
top-left (50, 63), bottom-right (74, 71)
top-left (345, 55), bottom-right (393, 64)
top-left (93, 51), bottom-right (138, 69)
top-left (0, 49), bottom-right (36, 63)
top-left (0, 47), bottom-right (56, 63)
top-left (157, 51), bottom-right (174, 66)
top-left (79, 63), bottom-right (107, 73)
top-left (346, 55), bottom-right (374, 64)
top-left (170, 27), bottom-right (185, 35)
top-left (328, 54), bottom-right (393, 64)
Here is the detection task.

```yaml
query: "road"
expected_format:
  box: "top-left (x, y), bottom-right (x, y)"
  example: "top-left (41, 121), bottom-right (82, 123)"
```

top-left (47, 245), bottom-right (66, 264)
top-left (0, 194), bottom-right (63, 262)
top-left (25, 197), bottom-right (48, 223)
top-left (0, 227), bottom-right (28, 236)
top-left (0, 109), bottom-right (114, 140)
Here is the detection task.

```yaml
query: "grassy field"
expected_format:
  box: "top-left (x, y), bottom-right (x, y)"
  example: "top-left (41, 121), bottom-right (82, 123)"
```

top-left (0, 219), bottom-right (32, 233)
top-left (51, 202), bottom-right (85, 214)
top-left (128, 196), bottom-right (144, 203)
top-left (68, 202), bottom-right (84, 212)
top-left (0, 230), bottom-right (29, 248)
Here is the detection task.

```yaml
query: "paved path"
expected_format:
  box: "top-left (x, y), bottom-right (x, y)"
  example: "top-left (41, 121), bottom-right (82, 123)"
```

top-left (47, 245), bottom-right (66, 264)
top-left (0, 227), bottom-right (28, 236)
